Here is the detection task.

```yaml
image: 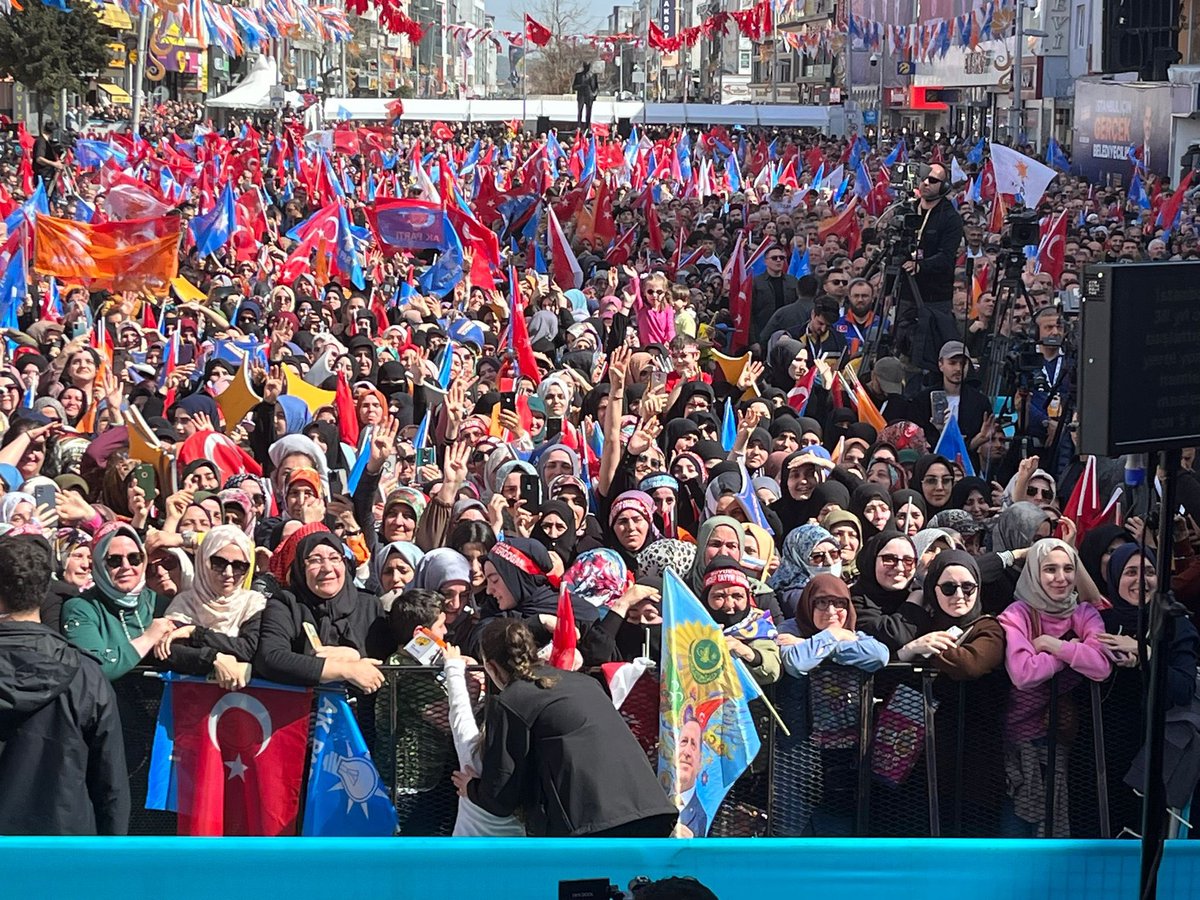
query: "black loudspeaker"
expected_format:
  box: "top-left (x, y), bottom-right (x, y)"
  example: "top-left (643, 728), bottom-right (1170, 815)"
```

top-left (617, 117), bottom-right (631, 139)
top-left (1077, 262), bottom-right (1200, 455)
top-left (535, 115), bottom-right (550, 136)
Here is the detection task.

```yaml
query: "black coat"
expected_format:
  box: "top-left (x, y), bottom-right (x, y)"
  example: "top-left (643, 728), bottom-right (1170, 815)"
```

top-left (253, 589), bottom-right (384, 686)
top-left (913, 382), bottom-right (992, 447)
top-left (913, 197), bottom-right (965, 305)
top-left (752, 272), bottom-right (800, 346)
top-left (0, 621), bottom-right (129, 834)
top-left (467, 667), bottom-right (678, 836)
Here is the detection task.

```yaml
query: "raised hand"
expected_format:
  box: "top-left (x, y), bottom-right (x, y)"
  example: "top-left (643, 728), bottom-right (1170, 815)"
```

top-left (368, 416), bottom-right (399, 473)
top-left (262, 364), bottom-right (285, 404)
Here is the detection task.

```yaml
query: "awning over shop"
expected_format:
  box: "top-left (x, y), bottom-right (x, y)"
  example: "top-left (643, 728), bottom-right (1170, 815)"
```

top-left (97, 82), bottom-right (132, 105)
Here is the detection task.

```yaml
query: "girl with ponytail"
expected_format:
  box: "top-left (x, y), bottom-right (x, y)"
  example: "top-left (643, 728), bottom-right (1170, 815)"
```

top-left (452, 618), bottom-right (678, 837)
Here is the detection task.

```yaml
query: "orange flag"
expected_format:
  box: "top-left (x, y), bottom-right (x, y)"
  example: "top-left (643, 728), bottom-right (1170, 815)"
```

top-left (34, 215), bottom-right (181, 295)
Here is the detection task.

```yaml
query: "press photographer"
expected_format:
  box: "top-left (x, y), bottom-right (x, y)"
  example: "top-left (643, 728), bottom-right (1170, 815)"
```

top-left (895, 162), bottom-right (965, 372)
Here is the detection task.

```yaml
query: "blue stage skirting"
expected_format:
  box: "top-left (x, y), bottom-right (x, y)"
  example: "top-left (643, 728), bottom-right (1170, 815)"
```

top-left (0, 838), bottom-right (1198, 899)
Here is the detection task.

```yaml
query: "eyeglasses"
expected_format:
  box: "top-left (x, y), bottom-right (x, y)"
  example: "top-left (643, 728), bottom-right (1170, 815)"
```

top-left (766, 255), bottom-right (786, 262)
top-left (812, 596), bottom-right (850, 611)
top-left (937, 582), bottom-right (978, 598)
top-left (209, 556), bottom-right (252, 579)
top-left (828, 279), bottom-right (848, 286)
top-left (644, 289), bottom-right (668, 296)
top-left (105, 552), bottom-right (144, 569)
top-left (809, 550), bottom-right (837, 565)
top-left (1026, 486), bottom-right (1054, 500)
top-left (878, 553), bottom-right (916, 569)
top-left (305, 553), bottom-right (344, 568)
top-left (923, 475), bottom-right (954, 486)
top-left (924, 176), bottom-right (944, 185)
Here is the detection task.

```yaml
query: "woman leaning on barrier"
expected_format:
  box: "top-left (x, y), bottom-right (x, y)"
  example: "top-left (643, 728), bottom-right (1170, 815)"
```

top-left (152, 525), bottom-right (266, 690)
top-left (909, 550), bottom-right (1009, 836)
top-left (770, 575), bottom-right (888, 837)
top-left (1097, 544), bottom-right (1200, 838)
top-left (997, 539), bottom-right (1112, 837)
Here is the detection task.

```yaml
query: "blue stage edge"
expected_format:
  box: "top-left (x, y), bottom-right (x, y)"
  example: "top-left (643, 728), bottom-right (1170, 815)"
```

top-left (1, 838), bottom-right (1198, 899)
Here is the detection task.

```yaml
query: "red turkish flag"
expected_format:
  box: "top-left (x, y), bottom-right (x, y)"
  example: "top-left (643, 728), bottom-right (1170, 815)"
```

top-left (525, 14), bottom-right (552, 46)
top-left (728, 232), bottom-right (754, 352)
top-left (431, 121), bottom-right (454, 141)
top-left (172, 681), bottom-right (312, 836)
top-left (1035, 209), bottom-right (1068, 286)
top-left (817, 198), bottom-right (862, 256)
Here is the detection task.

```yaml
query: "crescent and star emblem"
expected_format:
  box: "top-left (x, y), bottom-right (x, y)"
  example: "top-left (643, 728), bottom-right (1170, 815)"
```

top-left (208, 692), bottom-right (274, 782)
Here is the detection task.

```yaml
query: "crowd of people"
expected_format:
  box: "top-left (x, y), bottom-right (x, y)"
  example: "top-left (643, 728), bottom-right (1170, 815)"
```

top-left (0, 104), bottom-right (1197, 840)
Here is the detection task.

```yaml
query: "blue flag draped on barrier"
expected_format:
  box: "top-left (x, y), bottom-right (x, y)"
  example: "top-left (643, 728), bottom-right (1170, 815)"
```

top-left (302, 691), bottom-right (397, 836)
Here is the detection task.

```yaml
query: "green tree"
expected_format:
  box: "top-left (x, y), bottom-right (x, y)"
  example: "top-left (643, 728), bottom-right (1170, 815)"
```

top-left (0, 0), bottom-right (110, 117)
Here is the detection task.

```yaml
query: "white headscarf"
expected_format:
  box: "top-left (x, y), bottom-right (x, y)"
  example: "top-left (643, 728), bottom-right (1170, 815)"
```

top-left (1014, 537), bottom-right (1079, 618)
top-left (165, 525), bottom-right (266, 635)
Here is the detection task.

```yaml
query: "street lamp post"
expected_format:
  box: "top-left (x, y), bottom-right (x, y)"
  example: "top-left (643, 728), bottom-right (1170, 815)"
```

top-left (1009, 0), bottom-right (1025, 142)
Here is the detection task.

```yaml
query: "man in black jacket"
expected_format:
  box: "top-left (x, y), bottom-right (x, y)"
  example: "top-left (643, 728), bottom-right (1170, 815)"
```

top-left (760, 272), bottom-right (818, 348)
top-left (896, 162), bottom-right (965, 372)
top-left (911, 340), bottom-right (993, 449)
top-left (749, 242), bottom-right (797, 351)
top-left (0, 536), bottom-right (129, 835)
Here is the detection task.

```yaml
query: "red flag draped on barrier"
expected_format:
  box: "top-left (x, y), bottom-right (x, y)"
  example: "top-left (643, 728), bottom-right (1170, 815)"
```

top-left (172, 681), bottom-right (312, 836)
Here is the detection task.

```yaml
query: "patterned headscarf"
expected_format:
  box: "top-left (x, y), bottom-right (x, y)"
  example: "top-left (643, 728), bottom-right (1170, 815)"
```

top-left (637, 539), bottom-right (696, 580)
top-left (768, 523), bottom-right (840, 599)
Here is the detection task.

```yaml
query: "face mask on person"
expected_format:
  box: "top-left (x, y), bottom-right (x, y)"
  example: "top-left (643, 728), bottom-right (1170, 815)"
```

top-left (808, 560), bottom-right (843, 580)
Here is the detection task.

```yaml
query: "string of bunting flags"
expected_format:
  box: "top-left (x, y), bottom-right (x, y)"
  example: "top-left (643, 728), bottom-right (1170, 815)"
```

top-left (9, 0), bottom-right (1016, 68)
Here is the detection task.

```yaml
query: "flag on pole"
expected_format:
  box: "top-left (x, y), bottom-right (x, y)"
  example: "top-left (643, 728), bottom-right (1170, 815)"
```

top-left (788, 247), bottom-right (810, 279)
top-left (658, 569), bottom-right (762, 838)
top-left (933, 414), bottom-right (976, 477)
top-left (720, 398), bottom-right (737, 452)
top-left (986, 142), bottom-right (1058, 207)
top-left (546, 204), bottom-right (583, 290)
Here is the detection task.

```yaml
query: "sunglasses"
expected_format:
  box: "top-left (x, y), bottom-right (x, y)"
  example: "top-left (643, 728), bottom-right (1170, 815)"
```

top-left (766, 255), bottom-right (786, 261)
top-left (1026, 486), bottom-right (1054, 500)
top-left (937, 581), bottom-right (978, 598)
top-left (879, 553), bottom-right (916, 569)
top-left (924, 176), bottom-right (944, 184)
top-left (809, 550), bottom-right (837, 565)
top-left (813, 596), bottom-right (850, 611)
top-left (923, 476), bottom-right (954, 486)
top-left (105, 552), bottom-right (144, 569)
top-left (209, 556), bottom-right (251, 579)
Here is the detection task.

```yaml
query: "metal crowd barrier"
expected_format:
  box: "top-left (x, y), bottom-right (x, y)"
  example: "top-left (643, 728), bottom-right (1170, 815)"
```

top-left (115, 662), bottom-right (1125, 838)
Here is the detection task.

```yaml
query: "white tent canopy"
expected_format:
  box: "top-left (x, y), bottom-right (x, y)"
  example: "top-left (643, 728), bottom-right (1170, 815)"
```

top-left (321, 97), bottom-right (846, 133)
top-left (207, 57), bottom-right (303, 111)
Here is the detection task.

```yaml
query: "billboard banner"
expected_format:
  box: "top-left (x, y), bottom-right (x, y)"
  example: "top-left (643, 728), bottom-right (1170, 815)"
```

top-left (1073, 80), bottom-right (1173, 183)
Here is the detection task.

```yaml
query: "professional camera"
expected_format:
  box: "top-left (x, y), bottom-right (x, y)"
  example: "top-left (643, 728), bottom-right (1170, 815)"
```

top-left (1002, 207), bottom-right (1040, 251)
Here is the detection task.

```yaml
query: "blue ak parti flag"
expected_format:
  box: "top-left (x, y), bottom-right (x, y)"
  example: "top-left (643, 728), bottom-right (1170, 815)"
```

top-left (345, 426), bottom-right (373, 495)
top-left (720, 398), bottom-right (737, 452)
top-left (788, 247), bottom-right (810, 279)
top-left (189, 182), bottom-right (236, 258)
top-left (302, 691), bottom-right (397, 836)
top-left (934, 413), bottom-right (976, 477)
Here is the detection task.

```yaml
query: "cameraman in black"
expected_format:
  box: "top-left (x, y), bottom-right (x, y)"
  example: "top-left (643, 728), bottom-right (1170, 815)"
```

top-left (33, 119), bottom-right (65, 198)
top-left (897, 162), bottom-right (964, 373)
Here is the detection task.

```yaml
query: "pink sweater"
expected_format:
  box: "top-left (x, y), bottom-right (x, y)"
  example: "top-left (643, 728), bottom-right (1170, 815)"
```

top-left (998, 600), bottom-right (1113, 690)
